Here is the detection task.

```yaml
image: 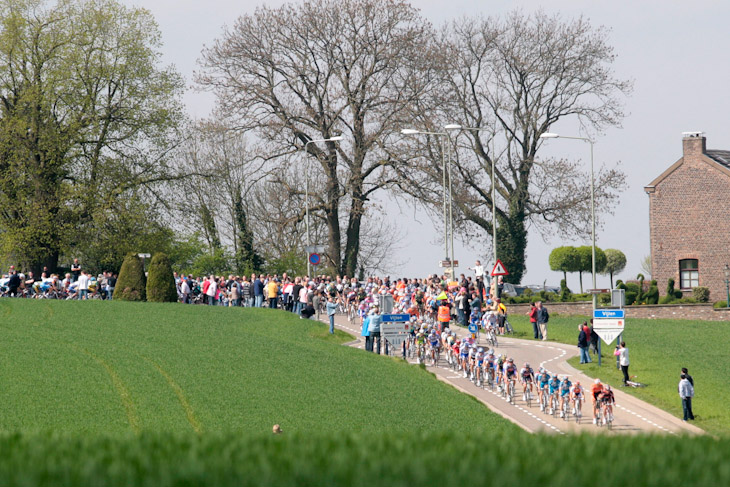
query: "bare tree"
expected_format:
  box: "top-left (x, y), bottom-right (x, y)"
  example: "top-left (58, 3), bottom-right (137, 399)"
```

top-left (197, 0), bottom-right (434, 276)
top-left (397, 12), bottom-right (631, 283)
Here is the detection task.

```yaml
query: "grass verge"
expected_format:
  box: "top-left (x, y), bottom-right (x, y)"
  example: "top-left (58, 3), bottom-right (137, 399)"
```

top-left (507, 313), bottom-right (730, 435)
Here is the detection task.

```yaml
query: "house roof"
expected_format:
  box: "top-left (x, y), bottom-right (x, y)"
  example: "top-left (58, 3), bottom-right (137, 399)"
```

top-left (645, 148), bottom-right (730, 193)
top-left (706, 150), bottom-right (730, 169)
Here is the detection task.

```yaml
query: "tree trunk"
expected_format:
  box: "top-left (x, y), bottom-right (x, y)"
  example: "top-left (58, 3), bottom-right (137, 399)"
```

top-left (579, 272), bottom-right (584, 294)
top-left (496, 206), bottom-right (528, 285)
top-left (342, 193), bottom-right (365, 277)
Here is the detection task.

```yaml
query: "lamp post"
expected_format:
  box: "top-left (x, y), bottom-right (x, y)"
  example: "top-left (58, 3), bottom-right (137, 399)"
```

top-left (444, 124), bottom-right (498, 268)
top-left (401, 128), bottom-right (454, 279)
top-left (724, 264), bottom-right (730, 308)
top-left (303, 136), bottom-right (344, 277)
top-left (540, 132), bottom-right (597, 311)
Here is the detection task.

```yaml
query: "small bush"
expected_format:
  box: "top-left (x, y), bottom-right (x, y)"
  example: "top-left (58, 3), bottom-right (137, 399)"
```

top-left (713, 300), bottom-right (728, 308)
top-left (666, 277), bottom-right (676, 296)
top-left (692, 286), bottom-right (710, 303)
top-left (659, 295), bottom-right (674, 305)
top-left (598, 293), bottom-right (611, 306)
top-left (559, 279), bottom-right (571, 302)
top-left (113, 253), bottom-right (147, 301)
top-left (645, 285), bottom-right (659, 304)
top-left (146, 253), bottom-right (178, 303)
top-left (625, 291), bottom-right (637, 305)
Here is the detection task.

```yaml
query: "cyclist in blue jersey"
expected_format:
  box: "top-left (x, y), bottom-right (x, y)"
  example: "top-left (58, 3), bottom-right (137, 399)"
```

top-left (559, 376), bottom-right (572, 418)
top-left (547, 374), bottom-right (561, 414)
top-left (537, 368), bottom-right (551, 412)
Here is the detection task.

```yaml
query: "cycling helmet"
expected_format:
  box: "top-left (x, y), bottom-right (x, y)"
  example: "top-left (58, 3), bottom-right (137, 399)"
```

top-left (478, 347), bottom-right (484, 353)
top-left (605, 385), bottom-right (612, 391)
top-left (443, 327), bottom-right (450, 334)
top-left (575, 381), bottom-right (581, 386)
top-left (508, 357), bottom-right (514, 363)
top-left (594, 378), bottom-right (601, 385)
top-left (524, 362), bottom-right (530, 368)
top-left (489, 349), bottom-right (494, 355)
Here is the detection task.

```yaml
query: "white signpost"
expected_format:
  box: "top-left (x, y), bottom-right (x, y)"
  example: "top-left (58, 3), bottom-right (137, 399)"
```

top-left (381, 315), bottom-right (411, 348)
top-left (592, 309), bottom-right (625, 345)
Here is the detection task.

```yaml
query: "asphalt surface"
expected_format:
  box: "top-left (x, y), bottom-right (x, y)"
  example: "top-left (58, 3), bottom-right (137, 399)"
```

top-left (326, 313), bottom-right (703, 436)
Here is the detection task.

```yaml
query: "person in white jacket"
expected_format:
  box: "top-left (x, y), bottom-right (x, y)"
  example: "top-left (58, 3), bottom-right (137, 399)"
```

top-left (678, 374), bottom-right (695, 421)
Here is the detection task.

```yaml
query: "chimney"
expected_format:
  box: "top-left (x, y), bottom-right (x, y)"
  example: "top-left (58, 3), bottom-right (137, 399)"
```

top-left (682, 131), bottom-right (706, 156)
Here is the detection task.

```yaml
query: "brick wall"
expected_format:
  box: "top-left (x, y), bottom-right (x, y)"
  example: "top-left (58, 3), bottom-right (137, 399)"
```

top-left (646, 134), bottom-right (730, 302)
top-left (508, 302), bottom-right (730, 322)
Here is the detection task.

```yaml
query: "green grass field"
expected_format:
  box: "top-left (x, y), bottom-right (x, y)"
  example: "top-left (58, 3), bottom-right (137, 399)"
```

top-left (508, 313), bottom-right (730, 435)
top-left (0, 299), bottom-right (515, 435)
top-left (1, 299), bottom-right (729, 486)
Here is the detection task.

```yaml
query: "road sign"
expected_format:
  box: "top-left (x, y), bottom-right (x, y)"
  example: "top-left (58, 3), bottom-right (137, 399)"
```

top-left (382, 320), bottom-right (412, 346)
top-left (593, 309), bottom-right (625, 319)
top-left (381, 313), bottom-right (410, 323)
top-left (305, 245), bottom-right (325, 254)
top-left (490, 259), bottom-right (509, 276)
top-left (308, 253), bottom-right (321, 266)
top-left (593, 317), bottom-right (625, 345)
top-left (468, 323), bottom-right (478, 334)
top-left (587, 288), bottom-right (610, 294)
top-left (439, 260), bottom-right (459, 268)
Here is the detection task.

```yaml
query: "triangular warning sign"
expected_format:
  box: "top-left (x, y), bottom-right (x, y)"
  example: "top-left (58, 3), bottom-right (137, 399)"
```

top-left (491, 259), bottom-right (509, 276)
top-left (593, 328), bottom-right (622, 346)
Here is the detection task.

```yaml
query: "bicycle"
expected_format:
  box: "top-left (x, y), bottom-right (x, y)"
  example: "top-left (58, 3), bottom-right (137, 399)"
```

top-left (523, 386), bottom-right (532, 408)
top-left (573, 396), bottom-right (583, 423)
top-left (561, 397), bottom-right (571, 421)
top-left (539, 387), bottom-right (549, 413)
top-left (550, 392), bottom-right (560, 417)
top-left (508, 378), bottom-right (516, 404)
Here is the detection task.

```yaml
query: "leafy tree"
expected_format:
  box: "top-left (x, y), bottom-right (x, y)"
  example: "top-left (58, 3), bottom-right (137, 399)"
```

top-left (114, 253), bottom-right (146, 301)
top-left (233, 192), bottom-right (263, 275)
top-left (0, 0), bottom-right (183, 273)
top-left (190, 248), bottom-right (231, 278)
top-left (603, 249), bottom-right (627, 288)
top-left (549, 246), bottom-right (580, 282)
top-left (146, 253), bottom-right (178, 303)
top-left (575, 246), bottom-right (607, 293)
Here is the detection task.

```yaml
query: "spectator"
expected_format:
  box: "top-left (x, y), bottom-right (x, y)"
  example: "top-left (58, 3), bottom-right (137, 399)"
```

top-left (253, 275), bottom-right (264, 307)
top-left (267, 279), bottom-right (279, 309)
top-left (205, 276), bottom-right (218, 305)
top-left (678, 373), bottom-right (695, 421)
top-left (107, 273), bottom-right (117, 299)
top-left (528, 302), bottom-right (540, 339)
top-left (588, 319), bottom-right (599, 356)
top-left (180, 277), bottom-right (191, 304)
top-left (578, 322), bottom-right (591, 364)
top-left (362, 310), bottom-right (372, 351)
top-left (300, 302), bottom-right (316, 320)
top-left (77, 270), bottom-right (90, 300)
top-left (7, 270), bottom-right (20, 297)
top-left (536, 301), bottom-right (549, 341)
top-left (615, 341), bottom-right (630, 385)
top-left (70, 258), bottom-right (81, 282)
top-left (368, 306), bottom-right (382, 354)
top-left (241, 276), bottom-right (253, 307)
top-left (326, 296), bottom-right (337, 334)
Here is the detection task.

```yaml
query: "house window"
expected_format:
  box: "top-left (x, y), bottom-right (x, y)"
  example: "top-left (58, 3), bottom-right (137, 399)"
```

top-left (679, 259), bottom-right (699, 289)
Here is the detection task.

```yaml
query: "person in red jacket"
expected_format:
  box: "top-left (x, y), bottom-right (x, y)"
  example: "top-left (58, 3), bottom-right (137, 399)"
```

top-left (528, 302), bottom-right (540, 339)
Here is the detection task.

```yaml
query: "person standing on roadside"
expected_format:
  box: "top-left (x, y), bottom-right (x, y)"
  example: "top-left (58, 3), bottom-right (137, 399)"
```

top-left (678, 373), bottom-right (695, 421)
top-left (588, 319), bottom-right (599, 356)
top-left (528, 302), bottom-right (540, 339)
top-left (681, 367), bottom-right (694, 387)
top-left (578, 322), bottom-right (591, 364)
top-left (615, 341), bottom-right (630, 385)
top-left (536, 301), bottom-right (549, 341)
top-left (71, 258), bottom-right (81, 282)
top-left (369, 306), bottom-right (383, 354)
top-left (253, 275), bottom-right (264, 307)
top-left (468, 260), bottom-right (485, 301)
top-left (326, 296), bottom-right (337, 334)
top-left (362, 309), bottom-right (373, 352)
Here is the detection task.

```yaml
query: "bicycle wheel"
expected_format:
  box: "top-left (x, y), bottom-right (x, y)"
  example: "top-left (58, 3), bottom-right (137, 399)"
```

top-left (526, 388), bottom-right (532, 408)
top-left (509, 382), bottom-right (515, 404)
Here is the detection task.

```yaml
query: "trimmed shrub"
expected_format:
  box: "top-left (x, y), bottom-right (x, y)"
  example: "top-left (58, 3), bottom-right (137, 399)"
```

top-left (645, 284), bottom-right (659, 304)
top-left (625, 291), bottom-right (637, 306)
top-left (559, 279), bottom-right (571, 302)
top-left (659, 295), bottom-right (674, 305)
top-left (146, 253), bottom-right (178, 303)
top-left (114, 253), bottom-right (147, 301)
top-left (692, 286), bottom-right (710, 303)
top-left (713, 300), bottom-right (728, 308)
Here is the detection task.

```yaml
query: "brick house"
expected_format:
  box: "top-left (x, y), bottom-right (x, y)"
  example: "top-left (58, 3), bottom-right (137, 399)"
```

top-left (644, 132), bottom-right (730, 301)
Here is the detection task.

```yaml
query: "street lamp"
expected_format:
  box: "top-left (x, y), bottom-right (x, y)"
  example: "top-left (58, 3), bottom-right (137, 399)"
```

top-left (303, 136), bottom-right (344, 277)
top-left (401, 128), bottom-right (454, 279)
top-left (540, 132), bottom-right (597, 311)
top-left (445, 124), bottom-right (498, 269)
top-left (724, 264), bottom-right (730, 308)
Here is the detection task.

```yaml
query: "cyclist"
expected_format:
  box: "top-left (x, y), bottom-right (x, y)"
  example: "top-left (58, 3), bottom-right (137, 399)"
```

top-left (460, 339), bottom-right (470, 376)
top-left (415, 327), bottom-right (427, 365)
top-left (536, 368), bottom-right (551, 412)
top-left (558, 375), bottom-right (572, 418)
top-left (484, 349), bottom-right (496, 387)
top-left (598, 385), bottom-right (616, 425)
top-left (591, 378), bottom-right (605, 425)
top-left (428, 330), bottom-right (440, 365)
top-left (519, 362), bottom-right (535, 402)
top-left (503, 358), bottom-right (518, 397)
top-left (571, 381), bottom-right (584, 418)
top-left (547, 374), bottom-right (561, 414)
top-left (474, 347), bottom-right (485, 385)
top-left (495, 354), bottom-right (506, 391)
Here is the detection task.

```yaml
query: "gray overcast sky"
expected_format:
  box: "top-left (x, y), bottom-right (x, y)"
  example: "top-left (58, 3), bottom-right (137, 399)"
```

top-left (123, 0), bottom-right (730, 288)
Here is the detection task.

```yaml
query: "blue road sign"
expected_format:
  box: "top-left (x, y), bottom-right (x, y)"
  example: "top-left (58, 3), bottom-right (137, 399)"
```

top-left (468, 324), bottom-right (478, 334)
top-left (308, 253), bottom-right (321, 266)
top-left (381, 314), bottom-right (411, 323)
top-left (593, 309), bottom-right (625, 319)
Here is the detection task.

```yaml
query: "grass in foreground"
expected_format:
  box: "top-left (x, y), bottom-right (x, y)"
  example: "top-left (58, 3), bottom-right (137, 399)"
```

top-left (0, 430), bottom-right (728, 487)
top-left (0, 299), bottom-right (516, 435)
top-left (508, 313), bottom-right (730, 435)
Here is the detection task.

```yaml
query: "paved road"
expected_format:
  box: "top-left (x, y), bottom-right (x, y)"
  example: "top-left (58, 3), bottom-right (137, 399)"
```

top-left (327, 314), bottom-right (702, 435)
